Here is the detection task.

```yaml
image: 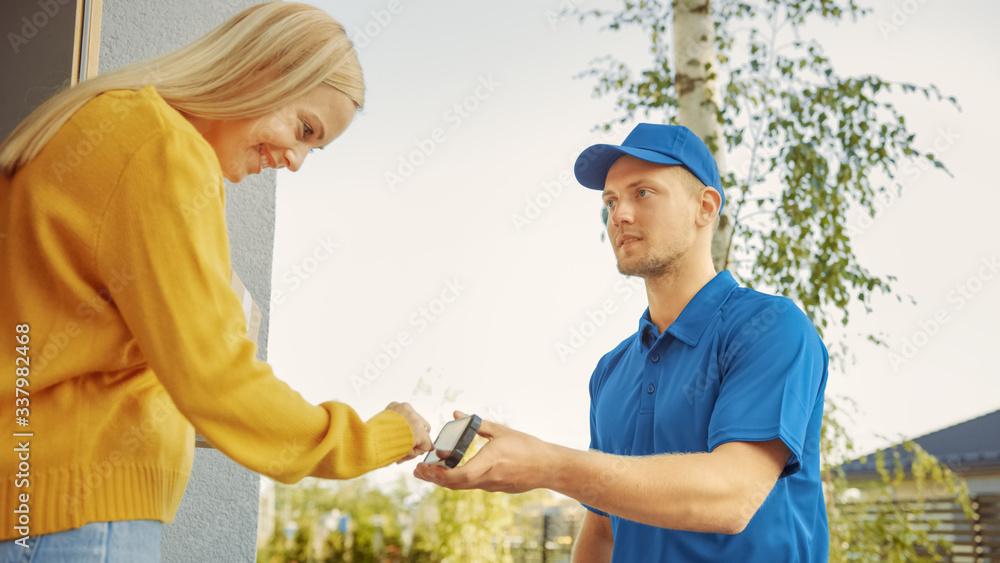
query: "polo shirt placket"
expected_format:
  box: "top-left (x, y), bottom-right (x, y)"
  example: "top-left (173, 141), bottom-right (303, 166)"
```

top-left (636, 326), bottom-right (660, 456)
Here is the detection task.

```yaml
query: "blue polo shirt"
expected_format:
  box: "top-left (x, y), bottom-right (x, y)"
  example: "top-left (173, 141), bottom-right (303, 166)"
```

top-left (587, 271), bottom-right (829, 562)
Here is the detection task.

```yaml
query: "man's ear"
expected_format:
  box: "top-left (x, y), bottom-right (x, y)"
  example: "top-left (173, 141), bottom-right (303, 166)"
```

top-left (695, 187), bottom-right (722, 228)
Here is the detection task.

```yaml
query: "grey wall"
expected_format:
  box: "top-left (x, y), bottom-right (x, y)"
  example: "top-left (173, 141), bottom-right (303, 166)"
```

top-left (98, 1), bottom-right (274, 561)
top-left (0, 0), bottom-right (78, 140)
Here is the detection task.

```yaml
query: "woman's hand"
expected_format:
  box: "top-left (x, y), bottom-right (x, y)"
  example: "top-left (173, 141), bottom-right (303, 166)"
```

top-left (385, 402), bottom-right (433, 463)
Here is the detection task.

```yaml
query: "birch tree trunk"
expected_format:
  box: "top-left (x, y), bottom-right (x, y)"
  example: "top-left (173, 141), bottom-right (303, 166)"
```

top-left (673, 0), bottom-right (733, 273)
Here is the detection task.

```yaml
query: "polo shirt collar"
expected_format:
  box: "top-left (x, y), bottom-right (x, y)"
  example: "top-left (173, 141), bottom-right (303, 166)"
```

top-left (637, 270), bottom-right (740, 348)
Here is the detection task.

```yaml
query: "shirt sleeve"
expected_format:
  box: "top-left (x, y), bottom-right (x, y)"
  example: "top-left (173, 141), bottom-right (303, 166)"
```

top-left (96, 127), bottom-right (414, 483)
top-left (707, 296), bottom-right (828, 478)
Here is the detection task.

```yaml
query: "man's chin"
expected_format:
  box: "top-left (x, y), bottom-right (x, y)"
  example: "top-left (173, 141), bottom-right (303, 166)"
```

top-left (617, 257), bottom-right (669, 279)
top-left (616, 260), bottom-right (643, 278)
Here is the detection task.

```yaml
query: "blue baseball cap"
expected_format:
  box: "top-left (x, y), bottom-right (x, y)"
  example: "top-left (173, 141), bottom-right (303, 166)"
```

top-left (574, 123), bottom-right (724, 213)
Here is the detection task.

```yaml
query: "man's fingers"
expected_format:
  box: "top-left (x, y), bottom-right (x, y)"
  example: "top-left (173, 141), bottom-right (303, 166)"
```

top-left (413, 462), bottom-right (483, 490)
top-left (413, 463), bottom-right (448, 484)
top-left (476, 419), bottom-right (502, 439)
top-left (414, 438), bottom-right (498, 487)
top-left (450, 410), bottom-right (501, 439)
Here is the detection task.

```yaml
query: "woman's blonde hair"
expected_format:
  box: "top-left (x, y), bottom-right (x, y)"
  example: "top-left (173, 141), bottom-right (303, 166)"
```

top-left (0, 1), bottom-right (363, 177)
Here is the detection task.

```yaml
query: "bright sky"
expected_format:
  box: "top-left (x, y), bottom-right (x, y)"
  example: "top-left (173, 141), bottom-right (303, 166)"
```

top-left (266, 0), bottom-right (1000, 487)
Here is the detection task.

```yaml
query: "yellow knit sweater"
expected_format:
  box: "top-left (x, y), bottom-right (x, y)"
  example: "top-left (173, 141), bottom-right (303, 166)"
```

top-left (0, 86), bottom-right (414, 540)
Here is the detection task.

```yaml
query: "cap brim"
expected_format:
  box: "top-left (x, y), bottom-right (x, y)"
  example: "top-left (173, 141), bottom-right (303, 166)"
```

top-left (574, 145), bottom-right (684, 191)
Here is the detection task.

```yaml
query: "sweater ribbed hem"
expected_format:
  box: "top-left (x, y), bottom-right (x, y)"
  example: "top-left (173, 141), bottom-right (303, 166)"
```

top-left (368, 410), bottom-right (416, 467)
top-left (0, 463), bottom-right (189, 541)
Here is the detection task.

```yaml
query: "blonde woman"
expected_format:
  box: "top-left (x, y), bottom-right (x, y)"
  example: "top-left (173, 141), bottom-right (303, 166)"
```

top-left (0, 3), bottom-right (432, 560)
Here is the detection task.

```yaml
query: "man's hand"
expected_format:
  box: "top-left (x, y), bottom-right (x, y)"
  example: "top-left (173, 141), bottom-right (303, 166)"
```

top-left (385, 402), bottom-right (433, 463)
top-left (413, 411), bottom-right (557, 493)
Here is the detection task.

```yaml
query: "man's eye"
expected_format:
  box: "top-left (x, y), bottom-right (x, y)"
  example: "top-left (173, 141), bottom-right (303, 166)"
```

top-left (638, 189), bottom-right (648, 197)
top-left (303, 122), bottom-right (314, 136)
top-left (605, 200), bottom-right (615, 209)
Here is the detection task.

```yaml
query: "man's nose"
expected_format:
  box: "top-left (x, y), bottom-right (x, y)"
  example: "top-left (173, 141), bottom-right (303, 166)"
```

top-left (610, 201), bottom-right (633, 226)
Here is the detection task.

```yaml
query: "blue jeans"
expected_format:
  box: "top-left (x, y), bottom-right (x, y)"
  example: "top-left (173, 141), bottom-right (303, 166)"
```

top-left (0, 521), bottom-right (161, 563)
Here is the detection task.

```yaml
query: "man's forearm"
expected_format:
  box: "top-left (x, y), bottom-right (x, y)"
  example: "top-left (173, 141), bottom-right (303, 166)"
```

top-left (572, 510), bottom-right (614, 563)
top-left (544, 442), bottom-right (778, 534)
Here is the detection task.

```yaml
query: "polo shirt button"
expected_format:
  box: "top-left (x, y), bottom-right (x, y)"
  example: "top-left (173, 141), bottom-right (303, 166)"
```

top-left (647, 383), bottom-right (655, 394)
top-left (650, 353), bottom-right (660, 363)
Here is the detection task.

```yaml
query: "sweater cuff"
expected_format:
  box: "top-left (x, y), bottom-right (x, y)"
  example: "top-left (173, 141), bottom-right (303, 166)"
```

top-left (368, 410), bottom-right (415, 466)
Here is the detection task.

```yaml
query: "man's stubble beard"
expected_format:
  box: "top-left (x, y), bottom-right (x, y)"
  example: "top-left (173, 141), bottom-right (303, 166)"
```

top-left (615, 235), bottom-right (692, 281)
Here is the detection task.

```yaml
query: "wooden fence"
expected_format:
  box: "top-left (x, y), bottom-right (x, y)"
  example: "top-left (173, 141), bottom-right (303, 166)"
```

top-left (839, 493), bottom-right (999, 562)
top-left (953, 494), bottom-right (1000, 563)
